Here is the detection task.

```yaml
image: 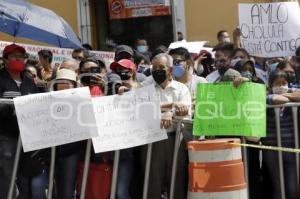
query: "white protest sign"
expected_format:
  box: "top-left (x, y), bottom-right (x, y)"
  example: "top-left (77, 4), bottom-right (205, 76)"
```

top-left (92, 85), bottom-right (167, 153)
top-left (14, 87), bottom-right (98, 152)
top-left (169, 41), bottom-right (208, 54)
top-left (0, 40), bottom-right (115, 69)
top-left (239, 2), bottom-right (300, 57)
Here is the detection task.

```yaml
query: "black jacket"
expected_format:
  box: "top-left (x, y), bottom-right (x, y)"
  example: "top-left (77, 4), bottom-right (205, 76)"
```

top-left (0, 68), bottom-right (38, 137)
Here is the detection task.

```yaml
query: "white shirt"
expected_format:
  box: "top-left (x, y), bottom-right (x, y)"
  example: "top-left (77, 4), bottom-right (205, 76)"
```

top-left (187, 75), bottom-right (207, 96)
top-left (142, 77), bottom-right (192, 132)
top-left (206, 70), bottom-right (221, 83)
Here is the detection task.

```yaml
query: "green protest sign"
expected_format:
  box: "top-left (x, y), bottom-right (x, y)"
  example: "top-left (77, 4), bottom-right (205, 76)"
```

top-left (193, 82), bottom-right (266, 137)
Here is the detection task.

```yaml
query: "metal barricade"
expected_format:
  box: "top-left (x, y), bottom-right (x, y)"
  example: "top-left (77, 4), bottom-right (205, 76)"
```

top-left (2, 97), bottom-right (300, 199)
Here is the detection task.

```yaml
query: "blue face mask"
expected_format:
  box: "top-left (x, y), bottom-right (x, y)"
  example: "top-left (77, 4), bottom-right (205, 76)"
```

top-left (241, 71), bottom-right (253, 80)
top-left (172, 64), bottom-right (186, 78)
top-left (268, 62), bottom-right (279, 74)
top-left (137, 45), bottom-right (148, 53)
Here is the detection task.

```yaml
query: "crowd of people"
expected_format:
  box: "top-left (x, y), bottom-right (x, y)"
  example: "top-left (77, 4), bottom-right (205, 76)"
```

top-left (0, 28), bottom-right (300, 199)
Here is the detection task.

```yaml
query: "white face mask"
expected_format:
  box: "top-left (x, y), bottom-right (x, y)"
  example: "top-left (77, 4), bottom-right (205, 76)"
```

top-left (272, 85), bottom-right (289, 95)
top-left (223, 37), bottom-right (231, 43)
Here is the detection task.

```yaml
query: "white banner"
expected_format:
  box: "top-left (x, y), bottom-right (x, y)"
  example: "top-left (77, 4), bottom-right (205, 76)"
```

top-left (92, 85), bottom-right (167, 153)
top-left (0, 40), bottom-right (115, 69)
top-left (14, 87), bottom-right (98, 152)
top-left (239, 2), bottom-right (300, 57)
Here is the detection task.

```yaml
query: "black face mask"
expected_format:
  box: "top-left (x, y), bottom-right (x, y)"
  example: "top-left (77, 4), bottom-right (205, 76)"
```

top-left (152, 70), bottom-right (167, 85)
top-left (287, 74), bottom-right (296, 84)
top-left (81, 76), bottom-right (91, 85)
top-left (116, 71), bottom-right (132, 81)
top-left (215, 59), bottom-right (228, 75)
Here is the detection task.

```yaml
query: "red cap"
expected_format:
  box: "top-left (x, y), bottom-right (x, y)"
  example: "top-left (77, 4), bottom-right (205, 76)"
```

top-left (3, 44), bottom-right (26, 58)
top-left (110, 59), bottom-right (137, 74)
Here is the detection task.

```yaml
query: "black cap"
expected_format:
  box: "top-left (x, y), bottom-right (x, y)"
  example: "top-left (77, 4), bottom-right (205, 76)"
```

top-left (115, 45), bottom-right (134, 57)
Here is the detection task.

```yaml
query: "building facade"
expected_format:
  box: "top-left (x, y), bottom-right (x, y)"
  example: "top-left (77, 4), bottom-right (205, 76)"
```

top-left (1, 0), bottom-right (297, 50)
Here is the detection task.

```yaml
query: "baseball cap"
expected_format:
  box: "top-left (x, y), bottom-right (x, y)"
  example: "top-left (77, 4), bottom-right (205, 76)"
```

top-left (110, 59), bottom-right (137, 74)
top-left (55, 68), bottom-right (77, 82)
top-left (3, 44), bottom-right (26, 58)
top-left (115, 45), bottom-right (134, 57)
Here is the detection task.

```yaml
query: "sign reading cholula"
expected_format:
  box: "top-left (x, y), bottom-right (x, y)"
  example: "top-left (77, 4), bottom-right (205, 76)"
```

top-left (239, 2), bottom-right (300, 57)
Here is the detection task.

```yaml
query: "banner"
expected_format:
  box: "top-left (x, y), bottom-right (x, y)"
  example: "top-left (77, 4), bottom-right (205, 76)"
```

top-left (193, 83), bottom-right (266, 137)
top-left (0, 40), bottom-right (115, 69)
top-left (92, 85), bottom-right (167, 153)
top-left (14, 87), bottom-right (98, 152)
top-left (108, 0), bottom-right (171, 19)
top-left (239, 2), bottom-right (300, 57)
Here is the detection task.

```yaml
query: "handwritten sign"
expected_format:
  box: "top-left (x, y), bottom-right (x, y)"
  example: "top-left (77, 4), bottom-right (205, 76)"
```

top-left (92, 85), bottom-right (167, 153)
top-left (193, 83), bottom-right (266, 137)
top-left (14, 87), bottom-right (98, 152)
top-left (0, 40), bottom-right (115, 69)
top-left (239, 2), bottom-right (300, 57)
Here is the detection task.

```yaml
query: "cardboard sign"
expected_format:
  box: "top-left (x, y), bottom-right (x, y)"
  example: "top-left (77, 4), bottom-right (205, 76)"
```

top-left (92, 85), bottom-right (167, 153)
top-left (239, 2), bottom-right (300, 57)
top-left (193, 83), bottom-right (266, 137)
top-left (14, 87), bottom-right (98, 152)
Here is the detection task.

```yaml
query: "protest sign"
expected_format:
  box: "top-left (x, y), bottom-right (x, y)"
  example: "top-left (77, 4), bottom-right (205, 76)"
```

top-left (14, 87), bottom-right (98, 152)
top-left (92, 85), bottom-right (167, 153)
top-left (0, 40), bottom-right (115, 69)
top-left (239, 2), bottom-right (300, 57)
top-left (168, 41), bottom-right (209, 54)
top-left (193, 82), bottom-right (266, 137)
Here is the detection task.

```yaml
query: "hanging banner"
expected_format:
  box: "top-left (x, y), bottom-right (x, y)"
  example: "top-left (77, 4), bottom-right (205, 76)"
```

top-left (0, 40), bottom-right (115, 69)
top-left (108, 0), bottom-right (171, 19)
top-left (239, 2), bottom-right (300, 57)
top-left (193, 83), bottom-right (266, 137)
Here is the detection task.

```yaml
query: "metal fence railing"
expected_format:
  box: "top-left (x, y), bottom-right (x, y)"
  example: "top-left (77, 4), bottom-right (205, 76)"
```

top-left (1, 98), bottom-right (300, 199)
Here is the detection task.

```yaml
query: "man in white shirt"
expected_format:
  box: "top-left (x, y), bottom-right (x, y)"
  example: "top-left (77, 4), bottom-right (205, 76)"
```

top-left (169, 47), bottom-right (207, 97)
top-left (141, 53), bottom-right (191, 199)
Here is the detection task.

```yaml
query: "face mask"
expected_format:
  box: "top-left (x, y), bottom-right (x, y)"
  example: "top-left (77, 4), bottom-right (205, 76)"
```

top-left (116, 71), bottom-right (132, 81)
top-left (241, 71), bottom-right (253, 80)
top-left (81, 76), bottom-right (91, 85)
top-left (267, 62), bottom-right (279, 74)
top-left (7, 60), bottom-right (25, 74)
top-left (137, 64), bottom-right (148, 73)
top-left (137, 45), bottom-right (148, 53)
top-left (215, 59), bottom-right (228, 75)
top-left (287, 74), bottom-right (296, 84)
top-left (231, 58), bottom-right (242, 67)
top-left (172, 64), bottom-right (186, 78)
top-left (272, 85), bottom-right (289, 95)
top-left (152, 70), bottom-right (167, 85)
top-left (223, 37), bottom-right (231, 43)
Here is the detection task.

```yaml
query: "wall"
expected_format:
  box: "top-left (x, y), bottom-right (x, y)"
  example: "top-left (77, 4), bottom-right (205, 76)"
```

top-left (184, 0), bottom-right (272, 46)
